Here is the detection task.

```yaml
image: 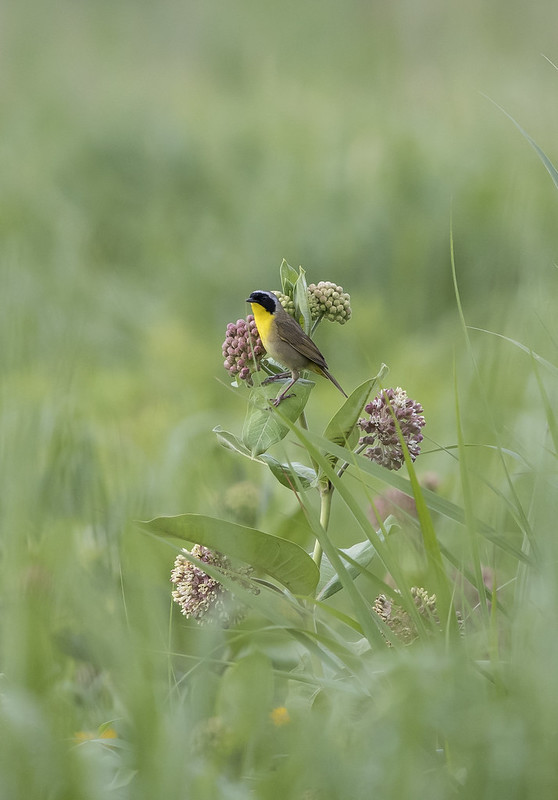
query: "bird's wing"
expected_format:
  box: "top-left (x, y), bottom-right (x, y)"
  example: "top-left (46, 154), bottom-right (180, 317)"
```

top-left (276, 314), bottom-right (328, 369)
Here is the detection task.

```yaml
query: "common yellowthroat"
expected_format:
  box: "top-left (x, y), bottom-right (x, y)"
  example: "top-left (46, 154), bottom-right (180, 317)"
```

top-left (246, 290), bottom-right (347, 406)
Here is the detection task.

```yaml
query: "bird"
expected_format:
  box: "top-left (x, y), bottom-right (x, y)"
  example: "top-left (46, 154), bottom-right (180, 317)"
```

top-left (246, 290), bottom-right (347, 406)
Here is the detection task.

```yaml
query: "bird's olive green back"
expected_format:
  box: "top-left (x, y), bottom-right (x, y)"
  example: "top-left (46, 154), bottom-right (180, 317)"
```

top-left (274, 308), bottom-right (329, 369)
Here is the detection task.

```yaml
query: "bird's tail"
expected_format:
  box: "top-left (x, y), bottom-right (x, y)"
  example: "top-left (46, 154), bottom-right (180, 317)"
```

top-left (320, 367), bottom-right (348, 398)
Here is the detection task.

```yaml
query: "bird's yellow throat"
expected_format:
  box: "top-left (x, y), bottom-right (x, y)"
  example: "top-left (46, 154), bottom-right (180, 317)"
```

top-left (249, 302), bottom-right (274, 348)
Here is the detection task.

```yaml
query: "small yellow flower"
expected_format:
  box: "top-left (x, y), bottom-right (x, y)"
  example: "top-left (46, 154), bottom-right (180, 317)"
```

top-left (270, 706), bottom-right (291, 727)
top-left (73, 726), bottom-right (118, 743)
top-left (99, 727), bottom-right (118, 739)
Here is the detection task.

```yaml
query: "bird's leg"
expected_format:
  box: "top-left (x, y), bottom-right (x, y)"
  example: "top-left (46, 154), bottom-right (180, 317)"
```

top-left (262, 371), bottom-right (291, 385)
top-left (271, 371), bottom-right (300, 407)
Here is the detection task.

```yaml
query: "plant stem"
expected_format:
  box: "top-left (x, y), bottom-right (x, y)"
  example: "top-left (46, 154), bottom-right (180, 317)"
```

top-left (312, 539), bottom-right (322, 566)
top-left (310, 487), bottom-right (333, 680)
top-left (298, 405), bottom-right (325, 569)
top-left (313, 484), bottom-right (333, 569)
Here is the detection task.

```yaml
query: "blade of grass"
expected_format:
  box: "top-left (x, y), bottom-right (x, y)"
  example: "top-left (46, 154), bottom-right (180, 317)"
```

top-left (483, 94), bottom-right (558, 191)
top-left (467, 328), bottom-right (558, 378)
top-left (272, 426), bottom-right (390, 648)
top-left (454, 361), bottom-right (489, 623)
top-left (450, 225), bottom-right (538, 562)
top-left (393, 415), bottom-right (460, 638)
top-left (300, 431), bottom-right (531, 564)
top-left (531, 353), bottom-right (558, 457)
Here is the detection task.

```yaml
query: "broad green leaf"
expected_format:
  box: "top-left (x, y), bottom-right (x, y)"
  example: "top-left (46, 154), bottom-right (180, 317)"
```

top-left (140, 513), bottom-right (319, 595)
top-left (242, 380), bottom-right (313, 456)
top-left (213, 426), bottom-right (255, 458)
top-left (273, 506), bottom-right (315, 549)
top-left (280, 258), bottom-right (299, 296)
top-left (262, 456), bottom-right (317, 490)
top-left (294, 266), bottom-right (311, 334)
top-left (323, 366), bottom-right (389, 463)
top-left (317, 517), bottom-right (399, 601)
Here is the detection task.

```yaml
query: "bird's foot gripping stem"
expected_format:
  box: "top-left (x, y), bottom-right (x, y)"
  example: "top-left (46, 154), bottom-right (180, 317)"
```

top-left (262, 372), bottom-right (291, 385)
top-left (271, 393), bottom-right (294, 407)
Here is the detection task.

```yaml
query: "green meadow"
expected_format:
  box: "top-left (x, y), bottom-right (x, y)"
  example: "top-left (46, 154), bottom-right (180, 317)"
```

top-left (2, 1), bottom-right (558, 797)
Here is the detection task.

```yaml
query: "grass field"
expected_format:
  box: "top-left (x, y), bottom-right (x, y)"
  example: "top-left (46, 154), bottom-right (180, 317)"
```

top-left (2, 1), bottom-right (558, 797)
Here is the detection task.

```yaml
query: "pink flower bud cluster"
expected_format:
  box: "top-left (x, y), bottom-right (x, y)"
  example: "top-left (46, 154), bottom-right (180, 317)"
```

top-left (358, 388), bottom-right (425, 471)
top-left (222, 315), bottom-right (265, 383)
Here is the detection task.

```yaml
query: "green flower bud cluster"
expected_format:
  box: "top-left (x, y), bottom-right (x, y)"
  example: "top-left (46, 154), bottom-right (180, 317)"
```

top-left (272, 291), bottom-right (296, 318)
top-left (224, 481), bottom-right (260, 527)
top-left (374, 587), bottom-right (438, 645)
top-left (191, 716), bottom-right (235, 759)
top-left (307, 281), bottom-right (352, 324)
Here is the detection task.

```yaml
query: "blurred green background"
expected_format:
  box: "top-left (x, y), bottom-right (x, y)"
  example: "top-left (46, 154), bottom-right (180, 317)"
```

top-left (2, 0), bottom-right (558, 797)
top-left (3, 0), bottom-right (557, 521)
top-left (3, 0), bottom-right (558, 471)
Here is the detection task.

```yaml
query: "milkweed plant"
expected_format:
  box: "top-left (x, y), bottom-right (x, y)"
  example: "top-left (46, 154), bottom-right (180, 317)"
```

top-left (141, 260), bottom-right (446, 651)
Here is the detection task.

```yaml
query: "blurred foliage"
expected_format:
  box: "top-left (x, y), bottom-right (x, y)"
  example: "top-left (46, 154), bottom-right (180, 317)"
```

top-left (1, 0), bottom-right (558, 797)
